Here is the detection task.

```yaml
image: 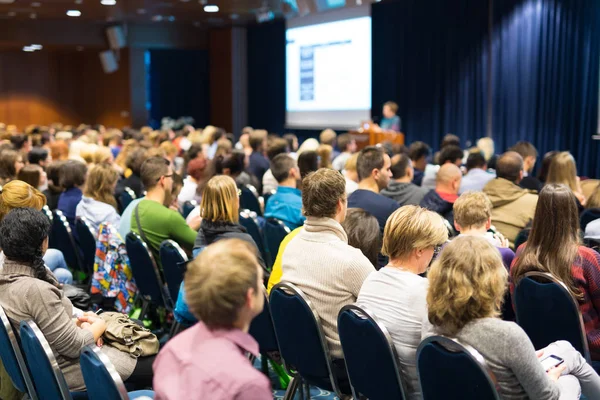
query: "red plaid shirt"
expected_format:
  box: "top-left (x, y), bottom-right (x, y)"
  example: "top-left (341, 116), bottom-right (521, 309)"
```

top-left (510, 245), bottom-right (600, 360)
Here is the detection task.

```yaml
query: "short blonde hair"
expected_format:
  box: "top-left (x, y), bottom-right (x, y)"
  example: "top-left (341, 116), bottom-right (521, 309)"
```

top-left (382, 205), bottom-right (448, 260)
top-left (453, 191), bottom-right (492, 229)
top-left (427, 236), bottom-right (507, 336)
top-left (159, 141), bottom-right (178, 158)
top-left (200, 175), bottom-right (239, 223)
top-left (319, 129), bottom-right (337, 146)
top-left (0, 180), bottom-right (46, 221)
top-left (546, 151), bottom-right (579, 193)
top-left (184, 239), bottom-right (260, 329)
top-left (344, 153), bottom-right (359, 172)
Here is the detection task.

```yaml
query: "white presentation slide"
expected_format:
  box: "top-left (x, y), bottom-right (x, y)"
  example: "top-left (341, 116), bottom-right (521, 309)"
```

top-left (286, 12), bottom-right (372, 129)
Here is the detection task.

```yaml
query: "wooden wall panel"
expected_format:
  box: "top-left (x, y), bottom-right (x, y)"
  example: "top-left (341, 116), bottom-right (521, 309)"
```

top-left (209, 28), bottom-right (233, 132)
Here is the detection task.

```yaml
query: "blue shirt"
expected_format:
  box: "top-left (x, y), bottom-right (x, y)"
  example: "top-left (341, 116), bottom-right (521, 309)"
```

top-left (459, 168), bottom-right (496, 194)
top-left (264, 186), bottom-right (305, 230)
top-left (380, 115), bottom-right (400, 131)
top-left (248, 151), bottom-right (270, 183)
top-left (348, 189), bottom-right (400, 231)
top-left (57, 187), bottom-right (83, 224)
top-left (118, 198), bottom-right (143, 240)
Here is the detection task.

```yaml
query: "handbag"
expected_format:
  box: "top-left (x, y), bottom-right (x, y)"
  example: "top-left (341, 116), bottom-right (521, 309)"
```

top-left (99, 312), bottom-right (159, 357)
top-left (62, 284), bottom-right (91, 310)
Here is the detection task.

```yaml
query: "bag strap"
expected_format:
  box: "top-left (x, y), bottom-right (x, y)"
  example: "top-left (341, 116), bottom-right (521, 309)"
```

top-left (134, 203), bottom-right (151, 246)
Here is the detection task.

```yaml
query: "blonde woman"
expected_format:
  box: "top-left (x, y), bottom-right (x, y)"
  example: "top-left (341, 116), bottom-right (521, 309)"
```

top-left (427, 236), bottom-right (600, 399)
top-left (357, 205), bottom-right (447, 400)
top-left (192, 175), bottom-right (266, 271)
top-left (75, 163), bottom-right (120, 236)
top-left (317, 144), bottom-right (333, 169)
top-left (546, 151), bottom-right (586, 207)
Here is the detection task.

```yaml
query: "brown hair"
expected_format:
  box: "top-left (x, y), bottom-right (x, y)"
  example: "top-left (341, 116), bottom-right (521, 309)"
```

top-left (337, 133), bottom-right (352, 152)
top-left (184, 239), bottom-right (260, 329)
top-left (270, 154), bottom-right (297, 183)
top-left (319, 129), bottom-right (337, 146)
top-left (0, 180), bottom-right (46, 221)
top-left (427, 236), bottom-right (507, 336)
top-left (384, 101), bottom-right (398, 114)
top-left (200, 175), bottom-right (239, 223)
top-left (50, 141), bottom-right (69, 161)
top-left (0, 149), bottom-right (22, 183)
top-left (84, 163), bottom-right (119, 209)
top-left (511, 184), bottom-right (582, 300)
top-left (266, 138), bottom-right (288, 161)
top-left (249, 130), bottom-right (267, 151)
top-left (496, 151), bottom-right (524, 183)
top-left (587, 183), bottom-right (600, 209)
top-left (302, 168), bottom-right (346, 218)
top-left (357, 146), bottom-right (384, 181)
top-left (46, 161), bottom-right (65, 193)
top-left (159, 141), bottom-right (178, 158)
top-left (17, 165), bottom-right (42, 189)
top-left (317, 144), bottom-right (333, 169)
top-left (140, 157), bottom-right (170, 190)
top-left (342, 208), bottom-right (381, 268)
top-left (453, 191), bottom-right (493, 229)
top-left (546, 152), bottom-right (579, 193)
top-left (59, 160), bottom-right (87, 189)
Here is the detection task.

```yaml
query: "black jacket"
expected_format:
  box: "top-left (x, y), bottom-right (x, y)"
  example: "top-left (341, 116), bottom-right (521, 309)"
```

top-left (519, 175), bottom-right (543, 193)
top-left (115, 174), bottom-right (144, 198)
top-left (419, 190), bottom-right (454, 225)
top-left (193, 220), bottom-right (267, 273)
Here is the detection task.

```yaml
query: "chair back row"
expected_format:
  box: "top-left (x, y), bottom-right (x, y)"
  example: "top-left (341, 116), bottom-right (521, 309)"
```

top-left (239, 209), bottom-right (290, 269)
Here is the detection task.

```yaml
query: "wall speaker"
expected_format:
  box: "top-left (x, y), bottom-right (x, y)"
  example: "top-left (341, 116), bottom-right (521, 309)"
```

top-left (106, 25), bottom-right (126, 50)
top-left (99, 50), bottom-right (119, 74)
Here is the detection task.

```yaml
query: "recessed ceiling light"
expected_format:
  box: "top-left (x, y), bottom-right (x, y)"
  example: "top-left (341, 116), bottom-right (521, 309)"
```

top-left (7, 11), bottom-right (16, 16)
top-left (30, 44), bottom-right (42, 50)
top-left (100, 0), bottom-right (116, 5)
top-left (204, 4), bottom-right (218, 12)
top-left (66, 10), bottom-right (81, 17)
top-left (31, 2), bottom-right (41, 6)
top-left (23, 46), bottom-right (35, 52)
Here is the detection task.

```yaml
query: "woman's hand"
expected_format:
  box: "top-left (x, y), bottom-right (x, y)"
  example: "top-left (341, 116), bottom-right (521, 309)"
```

top-left (546, 364), bottom-right (566, 382)
top-left (77, 315), bottom-right (107, 341)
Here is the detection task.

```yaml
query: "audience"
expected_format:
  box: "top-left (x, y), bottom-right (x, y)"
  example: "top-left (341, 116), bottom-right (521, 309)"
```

top-left (420, 163), bottom-right (461, 226)
top-left (43, 161), bottom-right (65, 210)
top-left (459, 152), bottom-right (495, 194)
top-left (428, 235), bottom-right (600, 399)
top-left (381, 153), bottom-right (428, 206)
top-left (483, 151), bottom-right (538, 246)
top-left (422, 145), bottom-right (463, 190)
top-left (57, 160), bottom-right (87, 226)
top-left (262, 138), bottom-right (288, 195)
top-left (283, 133), bottom-right (299, 159)
top-left (17, 164), bottom-right (45, 191)
top-left (247, 129), bottom-right (269, 187)
top-left (264, 154), bottom-right (305, 230)
top-left (358, 206), bottom-right (446, 400)
top-left (75, 163), bottom-right (121, 236)
top-left (546, 151), bottom-right (586, 207)
top-left (510, 141), bottom-right (542, 192)
top-left (28, 147), bottom-right (49, 168)
top-left (511, 183), bottom-right (600, 360)
top-left (538, 150), bottom-right (558, 184)
top-left (342, 208), bottom-right (382, 269)
top-left (281, 168), bottom-right (373, 373)
top-left (154, 239), bottom-right (271, 400)
top-left (297, 150), bottom-right (319, 181)
top-left (408, 141), bottom-right (431, 187)
top-left (0, 149), bottom-right (25, 186)
top-left (379, 101), bottom-right (401, 132)
top-left (332, 133), bottom-right (357, 171)
top-left (317, 144), bottom-right (334, 169)
top-left (319, 128), bottom-right (338, 158)
top-left (348, 146), bottom-right (398, 231)
top-left (477, 137), bottom-right (497, 170)
top-left (177, 157), bottom-right (207, 208)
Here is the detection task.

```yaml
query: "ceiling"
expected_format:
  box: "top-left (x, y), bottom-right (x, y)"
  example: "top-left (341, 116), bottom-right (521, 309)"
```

top-left (0, 0), bottom-right (285, 24)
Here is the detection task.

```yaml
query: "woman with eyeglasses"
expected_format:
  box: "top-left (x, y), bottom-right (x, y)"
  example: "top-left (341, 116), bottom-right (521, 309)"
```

top-left (357, 205), bottom-right (448, 400)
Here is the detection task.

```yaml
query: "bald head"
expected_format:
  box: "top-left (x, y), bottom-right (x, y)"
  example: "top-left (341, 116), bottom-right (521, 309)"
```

top-left (496, 151), bottom-right (524, 183)
top-left (436, 163), bottom-right (462, 194)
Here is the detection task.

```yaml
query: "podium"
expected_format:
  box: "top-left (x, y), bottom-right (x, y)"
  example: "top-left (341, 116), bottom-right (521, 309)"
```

top-left (349, 126), bottom-right (405, 151)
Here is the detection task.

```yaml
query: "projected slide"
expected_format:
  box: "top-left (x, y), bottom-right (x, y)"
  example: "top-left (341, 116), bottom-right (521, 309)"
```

top-left (286, 16), bottom-right (372, 129)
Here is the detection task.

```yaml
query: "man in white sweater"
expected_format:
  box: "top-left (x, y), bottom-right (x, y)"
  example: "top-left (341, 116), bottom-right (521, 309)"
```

top-left (280, 168), bottom-right (375, 363)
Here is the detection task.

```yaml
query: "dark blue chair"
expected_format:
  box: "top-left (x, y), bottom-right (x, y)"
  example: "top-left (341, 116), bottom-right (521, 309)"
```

top-left (119, 187), bottom-right (136, 215)
top-left (514, 271), bottom-right (591, 362)
top-left (0, 305), bottom-right (38, 399)
top-left (263, 189), bottom-right (276, 209)
top-left (263, 218), bottom-right (291, 270)
top-left (239, 210), bottom-right (269, 267)
top-left (270, 282), bottom-right (350, 399)
top-left (42, 205), bottom-right (53, 222)
top-left (19, 320), bottom-right (87, 400)
top-left (159, 240), bottom-right (188, 305)
top-left (249, 289), bottom-right (279, 375)
top-left (581, 208), bottom-right (600, 232)
top-left (80, 345), bottom-right (154, 400)
top-left (417, 335), bottom-right (500, 400)
top-left (49, 210), bottom-right (83, 273)
top-left (338, 305), bottom-right (407, 400)
top-left (125, 232), bottom-right (171, 318)
top-left (75, 217), bottom-right (96, 275)
top-left (181, 200), bottom-right (197, 219)
top-left (240, 184), bottom-right (263, 216)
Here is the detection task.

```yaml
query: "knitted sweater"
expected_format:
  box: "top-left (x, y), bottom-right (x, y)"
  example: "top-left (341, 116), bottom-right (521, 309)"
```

top-left (280, 217), bottom-right (374, 358)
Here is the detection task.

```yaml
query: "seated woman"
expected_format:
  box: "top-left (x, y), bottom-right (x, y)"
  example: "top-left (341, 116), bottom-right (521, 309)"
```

top-left (511, 183), bottom-right (600, 361)
top-left (0, 208), bottom-right (154, 391)
top-left (342, 208), bottom-right (382, 269)
top-left (0, 180), bottom-right (72, 284)
top-left (429, 235), bottom-right (600, 399)
top-left (76, 163), bottom-right (121, 237)
top-left (57, 160), bottom-right (87, 230)
top-left (546, 152), bottom-right (586, 208)
top-left (357, 205), bottom-right (447, 400)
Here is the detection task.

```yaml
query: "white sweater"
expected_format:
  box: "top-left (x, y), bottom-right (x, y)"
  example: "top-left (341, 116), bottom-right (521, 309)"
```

top-left (280, 217), bottom-right (374, 358)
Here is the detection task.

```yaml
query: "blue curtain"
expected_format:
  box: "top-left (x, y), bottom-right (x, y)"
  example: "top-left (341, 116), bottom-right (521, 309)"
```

top-left (492, 0), bottom-right (600, 177)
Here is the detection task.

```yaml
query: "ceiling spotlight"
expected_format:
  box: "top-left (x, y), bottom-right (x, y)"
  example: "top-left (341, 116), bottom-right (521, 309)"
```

top-left (101, 0), bottom-right (116, 5)
top-left (66, 10), bottom-right (81, 17)
top-left (204, 4), bottom-right (218, 12)
top-left (30, 44), bottom-right (42, 50)
top-left (23, 46), bottom-right (35, 52)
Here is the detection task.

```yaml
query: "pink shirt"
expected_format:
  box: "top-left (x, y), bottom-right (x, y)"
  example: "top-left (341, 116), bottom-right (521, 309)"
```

top-left (153, 322), bottom-right (272, 400)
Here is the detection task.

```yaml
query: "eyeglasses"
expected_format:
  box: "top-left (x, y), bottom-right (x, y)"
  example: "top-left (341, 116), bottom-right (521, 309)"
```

top-left (157, 174), bottom-right (173, 182)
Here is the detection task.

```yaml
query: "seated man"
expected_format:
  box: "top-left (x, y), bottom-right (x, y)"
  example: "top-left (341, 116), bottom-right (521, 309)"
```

top-left (264, 154), bottom-right (305, 230)
top-left (247, 130), bottom-right (270, 187)
top-left (153, 239), bottom-right (271, 400)
top-left (281, 169), bottom-right (374, 368)
top-left (381, 153), bottom-right (428, 206)
top-left (459, 152), bottom-right (495, 194)
top-left (420, 163), bottom-right (462, 226)
top-left (483, 151), bottom-right (538, 247)
top-left (510, 141), bottom-right (542, 192)
top-left (421, 145), bottom-right (463, 190)
top-left (131, 157), bottom-right (197, 267)
top-left (453, 191), bottom-right (515, 268)
top-left (332, 133), bottom-right (357, 172)
top-left (408, 141), bottom-right (431, 187)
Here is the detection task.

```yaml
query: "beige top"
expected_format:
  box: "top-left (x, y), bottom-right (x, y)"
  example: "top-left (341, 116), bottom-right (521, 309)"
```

top-left (0, 259), bottom-right (136, 391)
top-left (281, 217), bottom-right (374, 358)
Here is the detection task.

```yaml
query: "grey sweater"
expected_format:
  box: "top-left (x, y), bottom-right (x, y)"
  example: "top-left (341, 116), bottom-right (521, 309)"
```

top-left (381, 181), bottom-right (429, 206)
top-left (431, 318), bottom-right (561, 400)
top-left (0, 260), bottom-right (136, 391)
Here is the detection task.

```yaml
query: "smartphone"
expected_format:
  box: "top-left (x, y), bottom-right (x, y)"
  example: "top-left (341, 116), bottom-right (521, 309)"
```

top-left (95, 308), bottom-right (104, 315)
top-left (540, 354), bottom-right (564, 371)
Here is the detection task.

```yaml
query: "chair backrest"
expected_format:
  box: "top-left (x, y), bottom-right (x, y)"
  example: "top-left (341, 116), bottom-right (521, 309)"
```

top-left (239, 209), bottom-right (269, 265)
top-left (270, 282), bottom-right (344, 396)
top-left (42, 205), bottom-right (53, 222)
top-left (581, 208), bottom-right (600, 232)
top-left (80, 345), bottom-right (128, 400)
top-left (338, 305), bottom-right (406, 400)
top-left (263, 189), bottom-right (276, 208)
top-left (75, 217), bottom-right (96, 275)
top-left (125, 232), bottom-right (168, 309)
top-left (248, 289), bottom-right (279, 354)
top-left (417, 336), bottom-right (501, 400)
top-left (514, 271), bottom-right (590, 361)
top-left (181, 200), bottom-right (197, 219)
top-left (19, 320), bottom-right (72, 400)
top-left (263, 218), bottom-right (291, 269)
top-left (159, 240), bottom-right (188, 304)
top-left (49, 210), bottom-right (83, 272)
top-left (119, 187), bottom-right (136, 213)
top-left (0, 306), bottom-right (37, 399)
top-left (240, 185), bottom-right (263, 216)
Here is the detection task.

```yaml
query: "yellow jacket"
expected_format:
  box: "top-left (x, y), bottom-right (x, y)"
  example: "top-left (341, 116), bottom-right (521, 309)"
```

top-left (266, 227), bottom-right (303, 294)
